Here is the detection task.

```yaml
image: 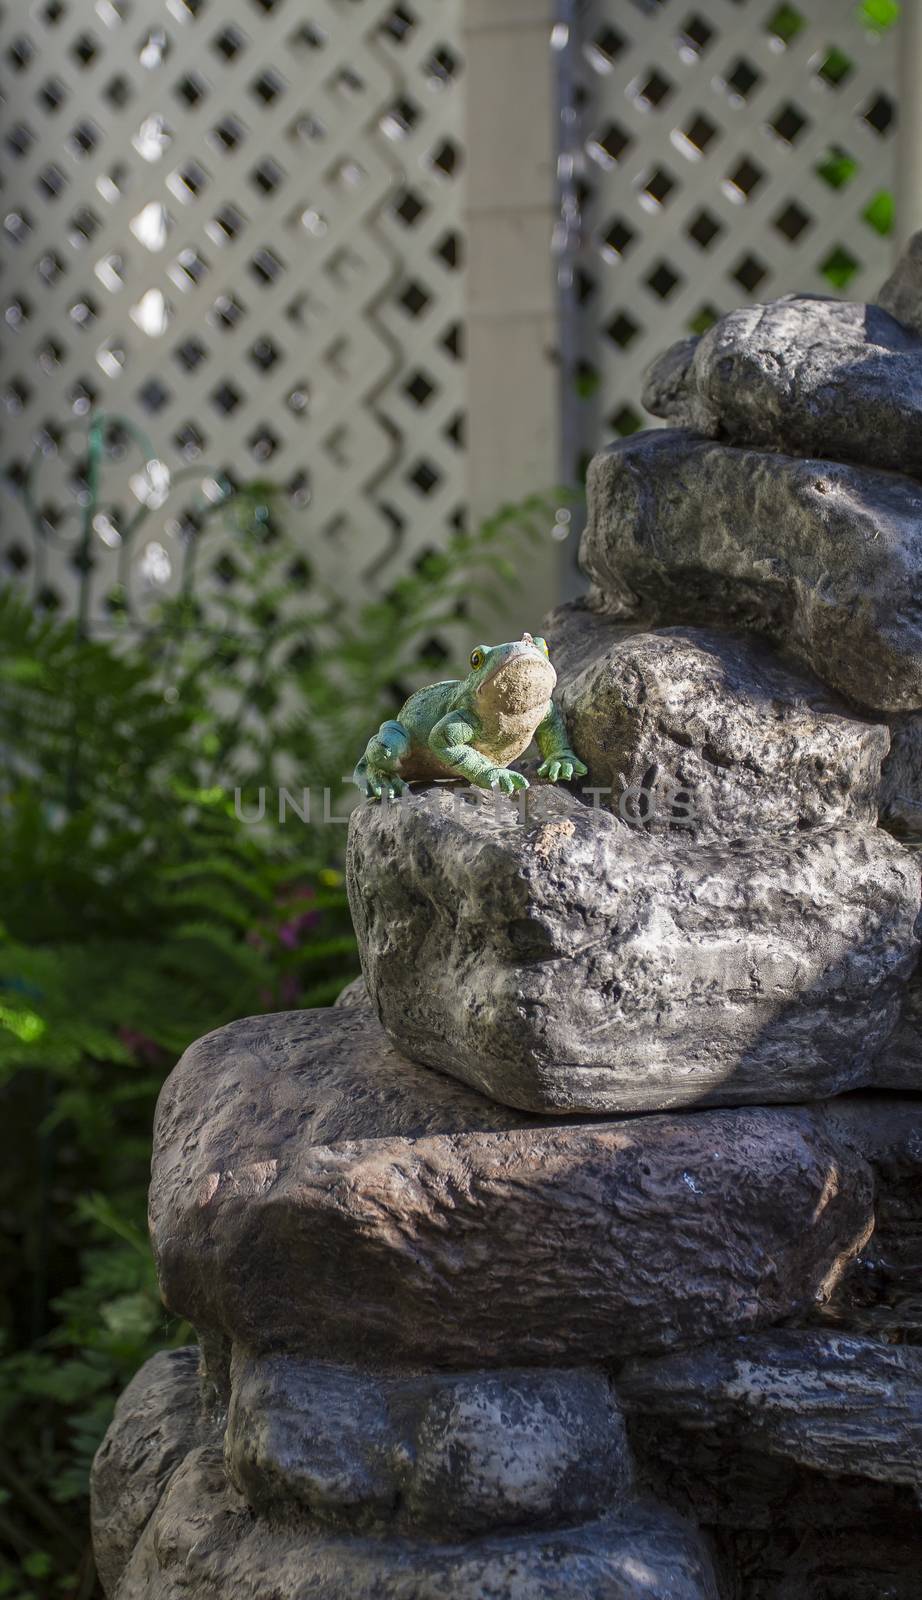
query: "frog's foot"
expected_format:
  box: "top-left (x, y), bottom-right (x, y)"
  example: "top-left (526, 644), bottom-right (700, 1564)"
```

top-left (364, 772), bottom-right (408, 801)
top-left (356, 720), bottom-right (410, 802)
top-left (483, 767), bottom-right (529, 795)
top-left (537, 752), bottom-right (588, 783)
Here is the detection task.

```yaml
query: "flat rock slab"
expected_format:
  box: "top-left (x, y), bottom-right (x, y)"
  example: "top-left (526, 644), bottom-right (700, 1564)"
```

top-left (151, 1000), bottom-right (532, 1197)
top-left (545, 604), bottom-right (888, 838)
top-left (118, 1444), bottom-right (720, 1600)
top-left (619, 1330), bottom-right (922, 1488)
top-left (226, 1355), bottom-right (632, 1534)
top-left (643, 296), bottom-right (922, 479)
top-left (348, 786), bottom-right (919, 1114)
top-left (150, 1001), bottom-right (873, 1367)
top-left (581, 429), bottom-right (922, 712)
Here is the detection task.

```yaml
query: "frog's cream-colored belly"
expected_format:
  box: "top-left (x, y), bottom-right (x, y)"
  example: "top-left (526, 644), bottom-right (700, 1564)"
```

top-left (399, 706), bottom-right (544, 781)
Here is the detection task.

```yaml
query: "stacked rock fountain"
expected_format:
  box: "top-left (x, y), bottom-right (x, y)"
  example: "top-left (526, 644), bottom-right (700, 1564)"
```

top-left (93, 245), bottom-right (922, 1599)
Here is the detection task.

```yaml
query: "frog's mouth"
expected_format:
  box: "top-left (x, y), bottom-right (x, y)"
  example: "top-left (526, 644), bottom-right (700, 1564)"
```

top-left (478, 646), bottom-right (556, 714)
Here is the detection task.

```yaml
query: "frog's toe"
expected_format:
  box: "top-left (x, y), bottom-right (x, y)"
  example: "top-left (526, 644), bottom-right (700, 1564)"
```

top-left (538, 758), bottom-right (562, 782)
top-left (490, 768), bottom-right (528, 795)
top-left (365, 769), bottom-right (407, 800)
top-left (375, 776), bottom-right (408, 800)
top-left (571, 756), bottom-right (588, 778)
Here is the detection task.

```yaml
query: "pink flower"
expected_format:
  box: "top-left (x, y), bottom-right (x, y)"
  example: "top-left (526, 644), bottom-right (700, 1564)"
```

top-left (279, 973), bottom-right (300, 1006)
top-left (118, 1026), bottom-right (162, 1064)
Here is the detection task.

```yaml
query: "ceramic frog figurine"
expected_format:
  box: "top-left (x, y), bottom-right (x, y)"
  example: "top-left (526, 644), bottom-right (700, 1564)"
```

top-left (354, 632), bottom-right (587, 799)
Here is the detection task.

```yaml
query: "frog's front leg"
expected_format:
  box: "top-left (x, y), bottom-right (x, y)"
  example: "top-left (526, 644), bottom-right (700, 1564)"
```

top-left (535, 702), bottom-right (588, 783)
top-left (429, 713), bottom-right (528, 794)
top-left (354, 719), bottom-right (410, 799)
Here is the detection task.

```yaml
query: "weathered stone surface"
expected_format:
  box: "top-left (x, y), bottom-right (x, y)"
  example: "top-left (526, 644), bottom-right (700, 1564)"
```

top-left (118, 1441), bottom-right (720, 1600)
top-left (817, 1094), bottom-right (922, 1340)
top-left (403, 1370), bottom-right (628, 1537)
top-left (641, 332), bottom-right (715, 433)
top-left (348, 786), bottom-right (919, 1114)
top-left (95, 1357), bottom-right (716, 1599)
top-left (91, 1348), bottom-right (203, 1597)
top-left (820, 1091), bottom-right (922, 1170)
top-left (226, 1356), bottom-right (631, 1534)
top-left (741, 1524), bottom-right (922, 1600)
top-left (545, 603), bottom-right (888, 838)
top-left (617, 1334), bottom-right (922, 1599)
top-left (150, 1000), bottom-right (873, 1367)
top-left (581, 429), bottom-right (922, 712)
top-left (619, 1330), bottom-right (922, 1487)
top-left (540, 597), bottom-right (645, 680)
top-left (150, 1000), bottom-right (531, 1187)
top-left (227, 1355), bottom-right (400, 1525)
top-left (882, 713), bottom-right (922, 834)
top-left (334, 972), bottom-right (370, 1009)
top-left (879, 228), bottom-right (922, 338)
top-left (643, 296), bottom-right (922, 478)
top-left (873, 974), bottom-right (922, 1092)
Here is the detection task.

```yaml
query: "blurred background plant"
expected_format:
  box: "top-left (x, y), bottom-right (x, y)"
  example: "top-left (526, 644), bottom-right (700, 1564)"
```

top-left (0, 439), bottom-right (557, 1599)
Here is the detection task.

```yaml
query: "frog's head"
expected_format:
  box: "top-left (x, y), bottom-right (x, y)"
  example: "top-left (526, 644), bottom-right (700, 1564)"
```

top-left (467, 633), bottom-right (556, 716)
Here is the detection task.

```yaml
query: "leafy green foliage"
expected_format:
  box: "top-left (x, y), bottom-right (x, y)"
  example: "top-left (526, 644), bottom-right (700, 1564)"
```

top-left (0, 487), bottom-right (550, 1597)
top-left (815, 145), bottom-right (859, 193)
top-left (862, 189), bottom-right (895, 238)
top-left (857, 0), bottom-right (900, 35)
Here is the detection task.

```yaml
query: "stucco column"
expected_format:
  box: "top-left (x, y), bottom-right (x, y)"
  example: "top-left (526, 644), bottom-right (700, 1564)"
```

top-left (897, 0), bottom-right (922, 250)
top-left (461, 0), bottom-right (563, 622)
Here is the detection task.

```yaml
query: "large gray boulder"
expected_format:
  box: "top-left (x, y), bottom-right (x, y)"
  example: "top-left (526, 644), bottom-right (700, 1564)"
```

top-left (149, 1002), bottom-right (874, 1369)
top-left (618, 1330), bottom-right (922, 1488)
top-left (348, 786), bottom-right (919, 1114)
top-left (581, 429), bottom-right (922, 712)
top-left (94, 1350), bottom-right (719, 1600)
top-left (642, 296), bottom-right (922, 478)
top-left (226, 1356), bottom-right (632, 1534)
top-left (545, 604), bottom-right (889, 838)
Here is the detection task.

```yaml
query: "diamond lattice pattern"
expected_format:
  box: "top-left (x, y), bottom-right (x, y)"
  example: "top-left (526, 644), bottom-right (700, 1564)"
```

top-left (570, 0), bottom-right (899, 456)
top-left (0, 0), bottom-right (465, 622)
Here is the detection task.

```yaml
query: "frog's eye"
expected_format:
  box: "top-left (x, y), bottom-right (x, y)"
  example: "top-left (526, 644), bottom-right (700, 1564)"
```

top-left (470, 647), bottom-right (485, 670)
top-left (534, 636), bottom-right (550, 656)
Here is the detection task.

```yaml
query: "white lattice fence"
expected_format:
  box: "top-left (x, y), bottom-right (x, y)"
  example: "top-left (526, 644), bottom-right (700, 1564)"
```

top-left (564, 0), bottom-right (900, 461)
top-left (0, 0), bottom-right (465, 622)
top-left (0, 0), bottom-right (905, 624)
